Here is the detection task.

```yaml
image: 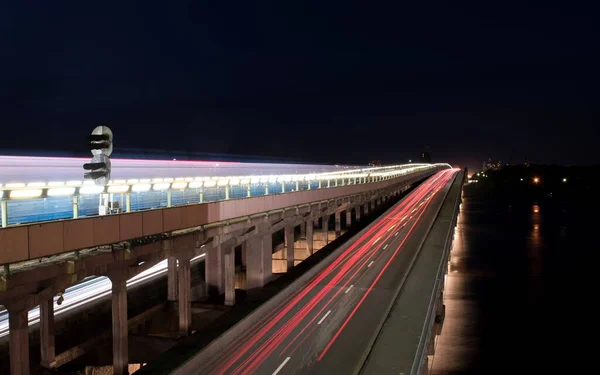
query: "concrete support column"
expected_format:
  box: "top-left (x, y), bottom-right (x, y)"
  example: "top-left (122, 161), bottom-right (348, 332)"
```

top-left (281, 182), bottom-right (286, 193)
top-left (40, 298), bottom-right (56, 369)
top-left (206, 245), bottom-right (224, 295)
top-left (319, 180), bottom-right (322, 189)
top-left (306, 219), bottom-right (314, 255)
top-left (295, 180), bottom-right (299, 191)
top-left (265, 183), bottom-right (269, 195)
top-left (225, 185), bottom-right (230, 200)
top-left (356, 205), bottom-right (361, 222)
top-left (125, 192), bottom-right (131, 212)
top-left (335, 211), bottom-right (341, 237)
top-left (246, 232), bottom-right (273, 289)
top-left (346, 209), bottom-right (352, 228)
top-left (300, 221), bottom-right (306, 238)
top-left (322, 215), bottom-right (329, 245)
top-left (199, 187), bottom-right (204, 203)
top-left (224, 247), bottom-right (235, 306)
top-left (371, 200), bottom-right (376, 210)
top-left (178, 258), bottom-right (191, 336)
top-left (246, 184), bottom-right (251, 197)
top-left (167, 256), bottom-right (178, 301)
top-left (241, 242), bottom-right (247, 267)
top-left (9, 308), bottom-right (29, 375)
top-left (307, 180), bottom-right (311, 190)
top-left (1, 199), bottom-right (8, 228)
top-left (111, 278), bottom-right (128, 375)
top-left (327, 179), bottom-right (331, 188)
top-left (167, 189), bottom-right (173, 207)
top-left (285, 226), bottom-right (295, 271)
top-left (364, 202), bottom-right (369, 215)
top-left (72, 195), bottom-right (79, 219)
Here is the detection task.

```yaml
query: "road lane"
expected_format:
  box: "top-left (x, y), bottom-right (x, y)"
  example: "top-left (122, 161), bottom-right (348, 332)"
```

top-left (196, 168), bottom-right (457, 374)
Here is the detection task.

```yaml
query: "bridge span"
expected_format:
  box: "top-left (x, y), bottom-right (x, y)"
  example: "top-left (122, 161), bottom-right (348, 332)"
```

top-left (0, 159), bottom-right (449, 374)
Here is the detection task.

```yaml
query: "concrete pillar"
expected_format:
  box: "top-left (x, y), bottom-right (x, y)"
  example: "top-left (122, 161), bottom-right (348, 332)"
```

top-left (307, 180), bottom-right (311, 190)
top-left (364, 202), bottom-right (369, 215)
top-left (125, 192), bottom-right (131, 212)
top-left (295, 180), bottom-right (299, 191)
top-left (306, 219), bottom-right (314, 255)
top-left (356, 205), bottom-right (361, 221)
top-left (327, 179), bottom-right (331, 188)
top-left (246, 184), bottom-right (251, 197)
top-left (371, 200), bottom-right (376, 210)
top-left (281, 182), bottom-right (285, 193)
top-left (199, 187), bottom-right (204, 203)
top-left (319, 180), bottom-right (322, 189)
top-left (224, 247), bottom-right (235, 306)
top-left (167, 189), bottom-right (172, 207)
top-left (346, 209), bottom-right (352, 228)
top-left (265, 183), bottom-right (269, 195)
top-left (111, 278), bottom-right (128, 375)
top-left (178, 258), bottom-right (191, 336)
top-left (1, 199), bottom-right (8, 227)
top-left (246, 232), bottom-right (273, 289)
top-left (335, 211), bottom-right (341, 237)
top-left (40, 298), bottom-right (56, 369)
top-left (225, 185), bottom-right (230, 200)
top-left (167, 257), bottom-right (178, 301)
top-left (241, 242), bottom-right (247, 267)
top-left (322, 215), bottom-right (329, 245)
top-left (206, 245), bottom-right (224, 295)
top-left (72, 195), bottom-right (79, 219)
top-left (9, 308), bottom-right (29, 375)
top-left (300, 221), bottom-right (306, 238)
top-left (285, 226), bottom-right (295, 271)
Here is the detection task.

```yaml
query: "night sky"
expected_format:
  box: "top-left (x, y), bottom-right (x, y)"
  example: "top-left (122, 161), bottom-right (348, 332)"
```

top-left (2, 1), bottom-right (599, 171)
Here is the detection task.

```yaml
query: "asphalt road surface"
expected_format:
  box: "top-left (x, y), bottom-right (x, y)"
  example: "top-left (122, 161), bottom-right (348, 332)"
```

top-left (196, 168), bottom-right (458, 375)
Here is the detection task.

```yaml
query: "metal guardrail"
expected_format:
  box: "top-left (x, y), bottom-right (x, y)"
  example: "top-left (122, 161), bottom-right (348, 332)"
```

top-left (410, 170), bottom-right (464, 375)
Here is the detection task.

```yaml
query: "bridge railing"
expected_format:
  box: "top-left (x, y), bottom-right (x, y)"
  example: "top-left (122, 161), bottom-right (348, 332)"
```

top-left (0, 163), bottom-right (448, 227)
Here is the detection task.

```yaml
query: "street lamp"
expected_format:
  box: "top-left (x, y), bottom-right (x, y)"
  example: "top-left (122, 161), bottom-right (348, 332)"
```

top-left (533, 177), bottom-right (540, 184)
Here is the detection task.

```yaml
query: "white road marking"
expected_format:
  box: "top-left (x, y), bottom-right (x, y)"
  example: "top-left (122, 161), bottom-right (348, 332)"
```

top-left (368, 260), bottom-right (374, 268)
top-left (383, 244), bottom-right (388, 250)
top-left (387, 224), bottom-right (396, 232)
top-left (345, 285), bottom-right (353, 294)
top-left (273, 357), bottom-right (291, 375)
top-left (318, 310), bottom-right (332, 325)
top-left (394, 232), bottom-right (399, 236)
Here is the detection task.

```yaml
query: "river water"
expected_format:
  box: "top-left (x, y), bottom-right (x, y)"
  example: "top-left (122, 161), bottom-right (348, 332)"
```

top-left (430, 187), bottom-right (594, 374)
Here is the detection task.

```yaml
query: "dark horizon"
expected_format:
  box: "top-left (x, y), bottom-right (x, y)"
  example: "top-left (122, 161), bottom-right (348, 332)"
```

top-left (2, 1), bottom-right (599, 173)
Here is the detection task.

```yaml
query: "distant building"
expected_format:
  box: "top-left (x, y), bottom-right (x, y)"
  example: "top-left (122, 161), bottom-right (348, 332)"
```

top-left (483, 158), bottom-right (502, 172)
top-left (420, 151), bottom-right (432, 163)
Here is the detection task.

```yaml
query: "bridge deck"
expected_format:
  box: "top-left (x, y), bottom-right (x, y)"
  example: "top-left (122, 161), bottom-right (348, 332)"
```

top-left (359, 170), bottom-right (463, 374)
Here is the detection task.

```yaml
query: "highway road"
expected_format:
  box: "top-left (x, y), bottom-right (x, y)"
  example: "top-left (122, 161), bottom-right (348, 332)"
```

top-left (194, 168), bottom-right (458, 375)
top-left (0, 255), bottom-right (205, 340)
top-left (0, 155), bottom-right (356, 183)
